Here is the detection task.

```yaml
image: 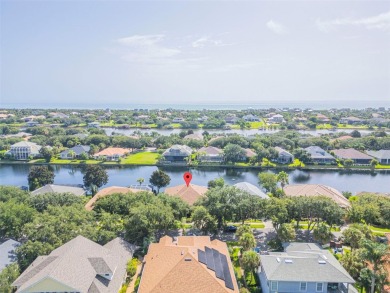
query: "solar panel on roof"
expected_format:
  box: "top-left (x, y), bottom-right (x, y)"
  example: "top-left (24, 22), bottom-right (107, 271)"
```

top-left (198, 249), bottom-right (206, 265)
top-left (213, 249), bottom-right (224, 280)
top-left (221, 253), bottom-right (234, 290)
top-left (205, 247), bottom-right (215, 271)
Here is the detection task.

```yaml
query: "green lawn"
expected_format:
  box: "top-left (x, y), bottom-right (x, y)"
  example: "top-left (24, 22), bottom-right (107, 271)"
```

top-left (370, 225), bottom-right (390, 233)
top-left (50, 158), bottom-right (101, 164)
top-left (288, 159), bottom-right (305, 168)
top-left (248, 121), bottom-right (266, 129)
top-left (121, 152), bottom-right (159, 165)
top-left (227, 220), bottom-right (265, 229)
top-left (376, 164), bottom-right (390, 169)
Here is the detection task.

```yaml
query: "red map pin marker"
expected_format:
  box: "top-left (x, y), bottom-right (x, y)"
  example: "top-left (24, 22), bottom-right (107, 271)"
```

top-left (183, 172), bottom-right (192, 187)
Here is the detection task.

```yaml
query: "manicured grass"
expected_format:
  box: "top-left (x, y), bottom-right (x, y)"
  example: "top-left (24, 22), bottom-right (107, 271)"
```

top-left (370, 225), bottom-right (390, 233)
top-left (376, 164), bottom-right (390, 169)
top-left (50, 158), bottom-right (101, 164)
top-left (248, 121), bottom-right (266, 129)
top-left (121, 152), bottom-right (159, 165)
top-left (337, 124), bottom-right (369, 129)
top-left (227, 220), bottom-right (265, 229)
top-left (288, 159), bottom-right (305, 168)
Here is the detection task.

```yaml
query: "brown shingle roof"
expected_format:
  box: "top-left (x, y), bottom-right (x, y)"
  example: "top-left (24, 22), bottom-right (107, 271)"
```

top-left (138, 236), bottom-right (239, 293)
top-left (164, 184), bottom-right (208, 205)
top-left (85, 186), bottom-right (146, 211)
top-left (332, 148), bottom-right (373, 160)
top-left (284, 184), bottom-right (350, 208)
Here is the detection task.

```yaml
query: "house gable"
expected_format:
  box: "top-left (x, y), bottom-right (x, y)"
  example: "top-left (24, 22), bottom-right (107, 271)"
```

top-left (20, 277), bottom-right (78, 293)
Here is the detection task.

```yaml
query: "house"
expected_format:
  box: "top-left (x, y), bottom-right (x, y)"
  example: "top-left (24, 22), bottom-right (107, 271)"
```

top-left (26, 121), bottom-right (39, 127)
top-left (316, 113), bottom-right (330, 123)
top-left (268, 114), bottom-right (285, 123)
top-left (12, 235), bottom-right (136, 293)
top-left (198, 146), bottom-right (224, 162)
top-left (259, 242), bottom-right (355, 293)
top-left (8, 141), bottom-right (42, 160)
top-left (164, 184), bottom-right (208, 205)
top-left (339, 116), bottom-right (364, 125)
top-left (242, 114), bottom-right (260, 122)
top-left (162, 145), bottom-right (193, 162)
top-left (274, 147), bottom-right (294, 164)
top-left (93, 147), bottom-right (130, 161)
top-left (305, 146), bottom-right (336, 164)
top-left (31, 184), bottom-right (86, 196)
top-left (283, 184), bottom-right (350, 208)
top-left (184, 133), bottom-right (203, 141)
top-left (85, 186), bottom-right (149, 211)
top-left (366, 150), bottom-right (390, 165)
top-left (244, 148), bottom-right (257, 159)
top-left (233, 182), bottom-right (269, 199)
top-left (0, 239), bottom-right (20, 272)
top-left (332, 148), bottom-right (373, 165)
top-left (49, 112), bottom-right (69, 119)
top-left (88, 121), bottom-right (101, 128)
top-left (60, 145), bottom-right (90, 159)
top-left (225, 114), bottom-right (238, 124)
top-left (172, 117), bottom-right (185, 123)
top-left (138, 236), bottom-right (239, 293)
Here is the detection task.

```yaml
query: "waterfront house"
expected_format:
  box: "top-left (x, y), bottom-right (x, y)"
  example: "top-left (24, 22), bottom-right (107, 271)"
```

top-left (31, 184), bottom-right (86, 196)
top-left (305, 146), bottom-right (336, 164)
top-left (138, 236), bottom-right (239, 293)
top-left (268, 114), bottom-right (285, 123)
top-left (8, 141), bottom-right (42, 160)
top-left (233, 182), bottom-right (269, 199)
top-left (339, 116), bottom-right (364, 125)
top-left (225, 114), bottom-right (238, 124)
top-left (284, 184), bottom-right (350, 208)
top-left (274, 146), bottom-right (294, 164)
top-left (26, 121), bottom-right (39, 127)
top-left (332, 148), bottom-right (373, 165)
top-left (316, 113), bottom-right (330, 123)
top-left (243, 114), bottom-right (260, 122)
top-left (172, 117), bottom-right (185, 123)
top-left (164, 184), bottom-right (208, 205)
top-left (162, 145), bottom-right (193, 162)
top-left (12, 236), bottom-right (135, 293)
top-left (184, 133), bottom-right (204, 141)
top-left (198, 146), bottom-right (224, 162)
top-left (366, 150), bottom-right (390, 165)
top-left (87, 121), bottom-right (100, 128)
top-left (0, 239), bottom-right (20, 273)
top-left (59, 145), bottom-right (90, 159)
top-left (259, 242), bottom-right (355, 293)
top-left (93, 147), bottom-right (130, 161)
top-left (244, 148), bottom-right (257, 160)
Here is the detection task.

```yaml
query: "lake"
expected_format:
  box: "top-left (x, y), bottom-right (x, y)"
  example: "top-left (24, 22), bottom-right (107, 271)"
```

top-left (0, 165), bottom-right (389, 194)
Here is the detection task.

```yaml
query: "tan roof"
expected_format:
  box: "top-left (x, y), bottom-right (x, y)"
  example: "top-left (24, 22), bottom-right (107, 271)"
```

top-left (85, 186), bottom-right (145, 211)
top-left (284, 184), bottom-right (350, 208)
top-left (332, 148), bottom-right (373, 160)
top-left (94, 147), bottom-right (130, 157)
top-left (331, 135), bottom-right (353, 142)
top-left (138, 236), bottom-right (239, 293)
top-left (164, 184), bottom-right (208, 205)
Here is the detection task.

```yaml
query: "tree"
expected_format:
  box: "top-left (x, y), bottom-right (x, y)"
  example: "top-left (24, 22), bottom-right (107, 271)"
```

top-left (360, 239), bottom-right (389, 293)
top-left (0, 263), bottom-right (20, 293)
top-left (258, 172), bottom-right (278, 194)
top-left (239, 232), bottom-right (256, 251)
top-left (351, 130), bottom-right (361, 138)
top-left (207, 177), bottom-right (225, 189)
top-left (137, 178), bottom-right (144, 186)
top-left (149, 170), bottom-right (171, 193)
top-left (292, 148), bottom-right (312, 164)
top-left (39, 146), bottom-right (53, 163)
top-left (16, 241), bottom-right (54, 271)
top-left (344, 159), bottom-right (354, 169)
top-left (241, 250), bottom-right (260, 278)
top-left (223, 143), bottom-right (246, 163)
top-left (313, 222), bottom-right (332, 244)
top-left (370, 159), bottom-right (379, 171)
top-left (277, 171), bottom-right (289, 189)
top-left (276, 223), bottom-right (296, 243)
top-left (28, 166), bottom-right (55, 191)
top-left (83, 165), bottom-right (108, 194)
top-left (0, 201), bottom-right (36, 239)
top-left (340, 250), bottom-right (365, 283)
top-left (236, 225), bottom-right (252, 239)
top-left (191, 206), bottom-right (217, 235)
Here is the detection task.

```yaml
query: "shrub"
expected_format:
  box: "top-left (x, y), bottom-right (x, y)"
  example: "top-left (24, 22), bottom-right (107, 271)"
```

top-left (126, 258), bottom-right (138, 279)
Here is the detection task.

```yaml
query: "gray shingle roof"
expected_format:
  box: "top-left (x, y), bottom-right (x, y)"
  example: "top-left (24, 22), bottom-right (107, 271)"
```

top-left (260, 242), bottom-right (355, 284)
top-left (30, 184), bottom-right (86, 196)
top-left (12, 236), bottom-right (136, 293)
top-left (305, 146), bottom-right (335, 160)
top-left (60, 145), bottom-right (90, 156)
top-left (0, 239), bottom-right (20, 271)
top-left (366, 150), bottom-right (390, 160)
top-left (163, 145), bottom-right (193, 156)
top-left (233, 182), bottom-right (269, 199)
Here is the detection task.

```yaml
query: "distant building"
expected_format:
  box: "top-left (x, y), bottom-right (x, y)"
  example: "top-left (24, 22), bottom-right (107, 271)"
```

top-left (225, 114), bottom-right (238, 124)
top-left (164, 184), bottom-right (208, 205)
top-left (274, 147), bottom-right (294, 164)
top-left (198, 146), bottom-right (224, 162)
top-left (0, 239), bottom-right (20, 272)
top-left (93, 147), bottom-right (130, 161)
top-left (12, 236), bottom-right (135, 293)
top-left (31, 184), bottom-right (86, 196)
top-left (332, 148), bottom-right (373, 165)
top-left (305, 146), bottom-right (336, 164)
top-left (366, 150), bottom-right (390, 165)
top-left (316, 113), bottom-right (330, 123)
top-left (284, 184), bottom-right (350, 208)
top-left (172, 117), bottom-right (185, 123)
top-left (233, 182), bottom-right (269, 199)
top-left (60, 145), bottom-right (90, 159)
top-left (87, 121), bottom-right (100, 128)
top-left (8, 141), bottom-right (42, 160)
top-left (339, 116), bottom-right (364, 125)
top-left (162, 145), bottom-right (193, 162)
top-left (184, 133), bottom-right (203, 141)
top-left (242, 114), bottom-right (260, 122)
top-left (268, 114), bottom-right (285, 123)
top-left (138, 236), bottom-right (239, 293)
top-left (259, 242), bottom-right (355, 293)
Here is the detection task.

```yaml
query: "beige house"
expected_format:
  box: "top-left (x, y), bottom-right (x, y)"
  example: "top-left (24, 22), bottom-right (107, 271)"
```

top-left (12, 235), bottom-right (136, 293)
top-left (138, 236), bottom-right (239, 293)
top-left (164, 184), bottom-right (208, 205)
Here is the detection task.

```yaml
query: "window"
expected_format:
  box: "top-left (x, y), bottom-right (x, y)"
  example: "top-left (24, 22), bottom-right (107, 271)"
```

top-left (316, 283), bottom-right (324, 292)
top-left (271, 281), bottom-right (278, 291)
top-left (300, 282), bottom-right (307, 291)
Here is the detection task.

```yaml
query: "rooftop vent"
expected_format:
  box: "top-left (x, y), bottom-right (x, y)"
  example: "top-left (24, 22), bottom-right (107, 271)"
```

top-left (184, 258), bottom-right (192, 261)
top-left (276, 257), bottom-right (281, 263)
top-left (285, 259), bottom-right (293, 264)
top-left (318, 260), bottom-right (326, 264)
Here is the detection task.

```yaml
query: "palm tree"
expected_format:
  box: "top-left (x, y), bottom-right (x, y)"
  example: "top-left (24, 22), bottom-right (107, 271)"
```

top-left (239, 232), bottom-right (256, 251)
top-left (241, 250), bottom-right (260, 282)
top-left (360, 239), bottom-right (389, 293)
top-left (137, 178), bottom-right (144, 186)
top-left (277, 171), bottom-right (289, 190)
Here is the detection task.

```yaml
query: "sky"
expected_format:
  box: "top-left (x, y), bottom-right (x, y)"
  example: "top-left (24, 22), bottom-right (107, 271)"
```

top-left (1, 0), bottom-right (390, 107)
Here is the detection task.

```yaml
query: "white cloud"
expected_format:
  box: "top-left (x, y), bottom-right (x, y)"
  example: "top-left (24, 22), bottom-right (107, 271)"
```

top-left (266, 20), bottom-right (287, 34)
top-left (316, 11), bottom-right (390, 32)
top-left (192, 36), bottom-right (230, 48)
